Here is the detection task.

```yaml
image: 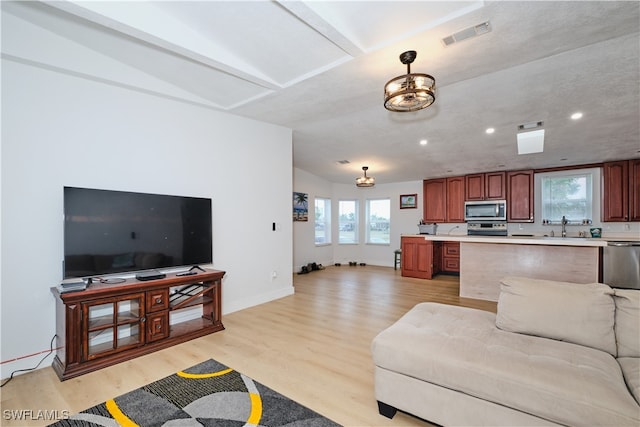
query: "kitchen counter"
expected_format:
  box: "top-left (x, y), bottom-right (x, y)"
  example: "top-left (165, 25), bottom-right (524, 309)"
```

top-left (401, 234), bottom-right (617, 302)
top-left (407, 234), bottom-right (612, 247)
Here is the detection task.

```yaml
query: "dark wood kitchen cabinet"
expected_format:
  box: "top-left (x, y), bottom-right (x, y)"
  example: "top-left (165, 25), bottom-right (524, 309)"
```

top-left (465, 172), bottom-right (506, 200)
top-left (446, 176), bottom-right (465, 222)
top-left (603, 159), bottom-right (640, 222)
top-left (602, 160), bottom-right (628, 221)
top-left (631, 159), bottom-right (640, 221)
top-left (423, 179), bottom-right (447, 223)
top-left (441, 241), bottom-right (460, 273)
top-left (423, 176), bottom-right (465, 223)
top-left (401, 236), bottom-right (440, 279)
top-left (507, 169), bottom-right (534, 222)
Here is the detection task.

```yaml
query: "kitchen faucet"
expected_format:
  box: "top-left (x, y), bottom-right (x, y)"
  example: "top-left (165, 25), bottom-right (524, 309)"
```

top-left (561, 215), bottom-right (568, 237)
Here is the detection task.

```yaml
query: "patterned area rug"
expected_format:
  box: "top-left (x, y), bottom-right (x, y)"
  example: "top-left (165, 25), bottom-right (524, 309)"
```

top-left (50, 359), bottom-right (341, 426)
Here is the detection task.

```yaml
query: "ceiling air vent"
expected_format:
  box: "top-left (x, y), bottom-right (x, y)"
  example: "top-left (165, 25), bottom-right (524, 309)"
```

top-left (442, 21), bottom-right (492, 47)
top-left (518, 121), bottom-right (544, 131)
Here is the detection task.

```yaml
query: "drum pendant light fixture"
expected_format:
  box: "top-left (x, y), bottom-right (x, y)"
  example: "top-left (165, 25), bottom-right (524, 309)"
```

top-left (356, 166), bottom-right (375, 188)
top-left (384, 50), bottom-right (436, 112)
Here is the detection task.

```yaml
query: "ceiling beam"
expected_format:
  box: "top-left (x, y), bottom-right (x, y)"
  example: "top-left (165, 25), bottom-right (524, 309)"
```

top-left (276, 0), bottom-right (363, 57)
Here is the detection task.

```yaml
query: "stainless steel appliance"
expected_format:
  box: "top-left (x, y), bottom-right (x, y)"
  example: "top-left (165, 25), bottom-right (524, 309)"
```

top-left (603, 241), bottom-right (640, 289)
top-left (467, 221), bottom-right (508, 236)
top-left (464, 200), bottom-right (507, 221)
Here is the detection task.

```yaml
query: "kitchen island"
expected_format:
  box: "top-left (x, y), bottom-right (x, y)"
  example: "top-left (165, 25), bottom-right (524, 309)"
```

top-left (402, 235), bottom-right (609, 301)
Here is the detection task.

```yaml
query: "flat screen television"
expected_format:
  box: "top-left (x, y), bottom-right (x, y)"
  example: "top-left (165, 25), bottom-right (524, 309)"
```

top-left (63, 186), bottom-right (212, 279)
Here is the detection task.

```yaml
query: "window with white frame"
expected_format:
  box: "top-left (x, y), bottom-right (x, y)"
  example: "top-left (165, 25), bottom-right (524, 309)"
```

top-left (540, 170), bottom-right (594, 224)
top-left (366, 198), bottom-right (390, 244)
top-left (314, 198), bottom-right (331, 245)
top-left (338, 200), bottom-right (358, 244)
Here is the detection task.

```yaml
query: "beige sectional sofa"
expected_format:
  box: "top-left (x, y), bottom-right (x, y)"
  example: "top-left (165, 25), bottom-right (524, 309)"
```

top-left (371, 277), bottom-right (640, 426)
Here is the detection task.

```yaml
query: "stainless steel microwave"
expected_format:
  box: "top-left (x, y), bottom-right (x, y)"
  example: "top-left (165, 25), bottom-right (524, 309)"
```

top-left (464, 200), bottom-right (507, 221)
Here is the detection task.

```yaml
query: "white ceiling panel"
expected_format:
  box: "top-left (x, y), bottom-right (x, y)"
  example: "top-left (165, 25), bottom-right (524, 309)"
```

top-left (2, 1), bottom-right (272, 109)
top-left (303, 0), bottom-right (484, 51)
top-left (154, 1), bottom-right (352, 86)
top-left (2, 0), bottom-right (638, 184)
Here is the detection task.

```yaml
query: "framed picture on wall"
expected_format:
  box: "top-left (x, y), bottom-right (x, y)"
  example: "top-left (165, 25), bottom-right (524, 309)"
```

top-left (400, 194), bottom-right (417, 209)
top-left (293, 192), bottom-right (308, 221)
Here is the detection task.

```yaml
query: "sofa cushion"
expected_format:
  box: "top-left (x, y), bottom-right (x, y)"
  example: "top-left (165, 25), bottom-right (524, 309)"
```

top-left (618, 358), bottom-right (640, 406)
top-left (372, 303), bottom-right (640, 426)
top-left (614, 289), bottom-right (640, 357)
top-left (496, 276), bottom-right (616, 355)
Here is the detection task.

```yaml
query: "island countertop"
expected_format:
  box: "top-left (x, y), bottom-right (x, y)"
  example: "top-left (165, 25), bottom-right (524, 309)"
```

top-left (400, 234), bottom-right (640, 301)
top-left (403, 234), bottom-right (618, 247)
top-left (400, 234), bottom-right (621, 301)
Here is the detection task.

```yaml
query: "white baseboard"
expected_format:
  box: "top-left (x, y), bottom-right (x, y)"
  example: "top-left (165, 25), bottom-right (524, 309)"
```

top-left (223, 286), bottom-right (294, 315)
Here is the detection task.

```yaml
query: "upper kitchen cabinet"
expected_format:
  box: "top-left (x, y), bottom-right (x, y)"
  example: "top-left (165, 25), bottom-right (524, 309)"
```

top-left (631, 159), bottom-right (640, 221)
top-left (423, 178), bottom-right (446, 223)
top-left (424, 177), bottom-right (465, 223)
top-left (602, 159), bottom-right (640, 222)
top-left (465, 172), bottom-right (506, 200)
top-left (446, 176), bottom-right (465, 223)
top-left (507, 170), bottom-right (534, 222)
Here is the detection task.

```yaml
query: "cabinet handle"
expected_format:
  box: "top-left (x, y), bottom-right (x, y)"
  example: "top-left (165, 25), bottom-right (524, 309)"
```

top-left (156, 324), bottom-right (161, 330)
top-left (141, 317), bottom-right (146, 323)
top-left (155, 298), bottom-right (163, 304)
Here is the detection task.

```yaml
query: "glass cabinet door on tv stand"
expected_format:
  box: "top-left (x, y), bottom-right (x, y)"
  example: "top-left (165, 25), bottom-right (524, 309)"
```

top-left (82, 293), bottom-right (145, 361)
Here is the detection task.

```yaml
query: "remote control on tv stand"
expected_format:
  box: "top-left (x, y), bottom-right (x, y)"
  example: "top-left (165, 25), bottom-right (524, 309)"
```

top-left (176, 271), bottom-right (197, 276)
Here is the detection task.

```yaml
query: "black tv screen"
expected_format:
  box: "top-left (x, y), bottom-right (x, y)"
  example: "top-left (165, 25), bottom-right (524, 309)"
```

top-left (63, 187), bottom-right (212, 279)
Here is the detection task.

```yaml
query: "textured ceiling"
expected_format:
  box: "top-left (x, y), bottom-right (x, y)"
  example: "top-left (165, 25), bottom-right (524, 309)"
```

top-left (3, 1), bottom-right (639, 184)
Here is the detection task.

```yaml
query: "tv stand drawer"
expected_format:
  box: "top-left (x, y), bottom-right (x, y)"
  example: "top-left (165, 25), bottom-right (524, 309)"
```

top-left (147, 289), bottom-right (169, 312)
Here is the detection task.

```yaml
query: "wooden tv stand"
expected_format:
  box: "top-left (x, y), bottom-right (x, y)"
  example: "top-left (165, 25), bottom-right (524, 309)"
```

top-left (51, 269), bottom-right (225, 381)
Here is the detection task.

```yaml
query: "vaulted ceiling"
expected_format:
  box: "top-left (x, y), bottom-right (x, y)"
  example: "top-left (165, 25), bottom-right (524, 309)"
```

top-left (3, 1), bottom-right (639, 184)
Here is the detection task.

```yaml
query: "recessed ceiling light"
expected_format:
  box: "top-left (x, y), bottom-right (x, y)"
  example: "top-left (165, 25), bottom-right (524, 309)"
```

top-left (571, 112), bottom-right (583, 120)
top-left (485, 128), bottom-right (495, 134)
top-left (419, 139), bottom-right (428, 146)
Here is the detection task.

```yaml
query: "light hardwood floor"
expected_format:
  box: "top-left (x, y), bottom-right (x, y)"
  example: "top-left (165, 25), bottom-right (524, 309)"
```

top-left (1, 266), bottom-right (496, 427)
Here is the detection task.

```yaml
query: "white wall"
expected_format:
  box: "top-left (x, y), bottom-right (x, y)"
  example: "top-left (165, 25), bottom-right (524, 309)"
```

top-left (292, 168), bottom-right (333, 270)
top-left (1, 59), bottom-right (293, 378)
top-left (331, 181), bottom-right (425, 267)
top-left (293, 168), bottom-right (428, 269)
